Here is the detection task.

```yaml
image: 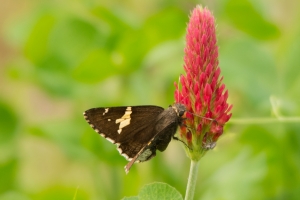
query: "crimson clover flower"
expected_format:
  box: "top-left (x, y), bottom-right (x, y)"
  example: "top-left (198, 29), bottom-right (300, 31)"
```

top-left (175, 6), bottom-right (232, 161)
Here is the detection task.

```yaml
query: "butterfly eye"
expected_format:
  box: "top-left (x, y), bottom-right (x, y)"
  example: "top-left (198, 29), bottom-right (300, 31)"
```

top-left (178, 110), bottom-right (185, 117)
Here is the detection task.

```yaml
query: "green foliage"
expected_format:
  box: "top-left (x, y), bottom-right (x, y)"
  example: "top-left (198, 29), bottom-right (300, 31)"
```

top-left (0, 101), bottom-right (18, 143)
top-left (122, 182), bottom-right (182, 200)
top-left (1, 0), bottom-right (300, 199)
top-left (224, 0), bottom-right (280, 40)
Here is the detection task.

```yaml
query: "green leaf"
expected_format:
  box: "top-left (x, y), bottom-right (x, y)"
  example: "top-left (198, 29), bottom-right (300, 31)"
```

top-left (143, 7), bottom-right (187, 45)
top-left (0, 191), bottom-right (29, 200)
top-left (90, 6), bottom-right (129, 46)
top-left (122, 196), bottom-right (139, 200)
top-left (48, 16), bottom-right (104, 65)
top-left (0, 100), bottom-right (18, 143)
top-left (123, 182), bottom-right (183, 200)
top-left (31, 186), bottom-right (89, 200)
top-left (23, 13), bottom-right (56, 63)
top-left (91, 6), bottom-right (143, 73)
top-left (72, 49), bottom-right (117, 83)
top-left (280, 27), bottom-right (300, 114)
top-left (225, 0), bottom-right (280, 40)
top-left (219, 37), bottom-right (276, 116)
top-left (34, 54), bottom-right (74, 97)
top-left (0, 158), bottom-right (18, 193)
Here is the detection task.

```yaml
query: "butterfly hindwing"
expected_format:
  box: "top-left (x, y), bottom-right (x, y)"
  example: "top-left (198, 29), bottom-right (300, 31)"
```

top-left (83, 106), bottom-right (165, 160)
top-left (122, 105), bottom-right (184, 173)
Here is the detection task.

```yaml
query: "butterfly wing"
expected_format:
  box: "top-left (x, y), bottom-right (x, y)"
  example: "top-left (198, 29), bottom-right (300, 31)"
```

top-left (83, 106), bottom-right (164, 160)
top-left (123, 106), bottom-right (182, 173)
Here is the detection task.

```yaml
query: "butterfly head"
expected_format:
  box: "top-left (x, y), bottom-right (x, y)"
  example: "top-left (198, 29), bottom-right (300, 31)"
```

top-left (172, 103), bottom-right (186, 117)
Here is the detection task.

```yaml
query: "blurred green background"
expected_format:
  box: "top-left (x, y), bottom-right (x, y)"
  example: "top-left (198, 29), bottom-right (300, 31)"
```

top-left (1, 0), bottom-right (300, 199)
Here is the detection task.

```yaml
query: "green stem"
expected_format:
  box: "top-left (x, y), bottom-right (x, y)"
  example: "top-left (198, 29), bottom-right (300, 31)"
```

top-left (184, 160), bottom-right (200, 200)
top-left (228, 117), bottom-right (300, 124)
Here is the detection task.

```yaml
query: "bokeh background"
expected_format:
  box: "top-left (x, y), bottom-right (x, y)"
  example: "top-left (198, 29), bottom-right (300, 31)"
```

top-left (1, 0), bottom-right (300, 199)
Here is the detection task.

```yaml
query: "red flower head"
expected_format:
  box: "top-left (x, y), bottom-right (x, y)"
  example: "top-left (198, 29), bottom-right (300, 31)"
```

top-left (174, 6), bottom-right (232, 160)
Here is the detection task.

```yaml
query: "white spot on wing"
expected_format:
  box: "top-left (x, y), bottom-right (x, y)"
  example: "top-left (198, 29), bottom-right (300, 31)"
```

top-left (108, 119), bottom-right (111, 121)
top-left (115, 107), bottom-right (132, 134)
top-left (119, 119), bottom-right (131, 129)
top-left (117, 147), bottom-right (123, 154)
top-left (115, 110), bottom-right (132, 123)
top-left (106, 137), bottom-right (115, 144)
top-left (121, 153), bottom-right (129, 160)
top-left (103, 108), bottom-right (109, 115)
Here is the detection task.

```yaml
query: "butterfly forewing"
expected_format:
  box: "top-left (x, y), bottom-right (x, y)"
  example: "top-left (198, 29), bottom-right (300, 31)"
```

top-left (83, 106), bottom-right (164, 160)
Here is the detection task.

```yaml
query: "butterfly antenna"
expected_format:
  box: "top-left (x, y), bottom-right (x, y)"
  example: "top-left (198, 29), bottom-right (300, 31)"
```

top-left (177, 75), bottom-right (217, 124)
top-left (186, 111), bottom-right (218, 124)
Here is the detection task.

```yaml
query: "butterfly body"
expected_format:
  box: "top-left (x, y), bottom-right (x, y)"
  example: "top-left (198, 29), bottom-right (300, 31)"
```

top-left (83, 103), bottom-right (186, 173)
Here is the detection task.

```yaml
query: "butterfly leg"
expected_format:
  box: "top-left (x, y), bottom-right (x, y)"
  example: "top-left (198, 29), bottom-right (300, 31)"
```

top-left (172, 136), bottom-right (193, 150)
